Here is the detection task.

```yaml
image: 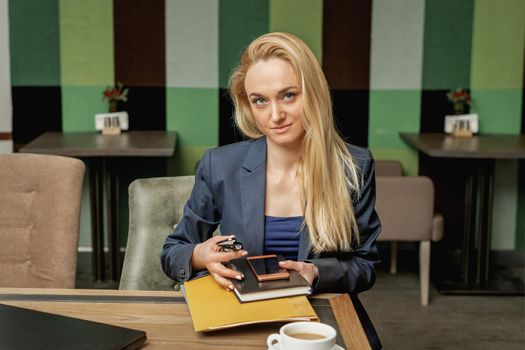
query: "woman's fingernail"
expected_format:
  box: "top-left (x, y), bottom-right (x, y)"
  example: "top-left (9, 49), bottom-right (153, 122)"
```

top-left (279, 261), bottom-right (285, 265)
top-left (229, 285), bottom-right (234, 290)
top-left (242, 251), bottom-right (248, 256)
top-left (236, 275), bottom-right (242, 280)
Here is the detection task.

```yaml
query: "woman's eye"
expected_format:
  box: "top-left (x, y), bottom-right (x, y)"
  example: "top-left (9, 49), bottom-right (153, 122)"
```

top-left (283, 92), bottom-right (296, 101)
top-left (253, 98), bottom-right (266, 105)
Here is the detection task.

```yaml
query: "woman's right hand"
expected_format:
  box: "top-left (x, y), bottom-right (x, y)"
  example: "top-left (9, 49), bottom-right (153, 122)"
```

top-left (191, 235), bottom-right (248, 291)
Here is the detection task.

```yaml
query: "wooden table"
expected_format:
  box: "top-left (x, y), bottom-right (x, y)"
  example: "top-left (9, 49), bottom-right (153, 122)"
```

top-left (19, 131), bottom-right (177, 282)
top-left (400, 133), bottom-right (525, 294)
top-left (400, 133), bottom-right (525, 159)
top-left (0, 288), bottom-right (370, 350)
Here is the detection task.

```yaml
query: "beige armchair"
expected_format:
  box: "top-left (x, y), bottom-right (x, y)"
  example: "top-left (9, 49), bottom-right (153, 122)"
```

top-left (119, 176), bottom-right (195, 291)
top-left (0, 153), bottom-right (85, 288)
top-left (375, 174), bottom-right (443, 306)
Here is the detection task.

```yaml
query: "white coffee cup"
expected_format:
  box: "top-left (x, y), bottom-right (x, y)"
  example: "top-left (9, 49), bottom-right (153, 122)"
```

top-left (267, 321), bottom-right (337, 350)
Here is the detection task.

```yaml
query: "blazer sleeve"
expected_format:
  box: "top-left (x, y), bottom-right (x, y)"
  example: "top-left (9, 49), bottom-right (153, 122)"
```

top-left (306, 150), bottom-right (381, 294)
top-left (160, 150), bottom-right (220, 282)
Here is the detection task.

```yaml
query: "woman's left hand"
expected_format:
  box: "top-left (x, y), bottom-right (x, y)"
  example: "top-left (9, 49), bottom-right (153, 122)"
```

top-left (279, 260), bottom-right (318, 285)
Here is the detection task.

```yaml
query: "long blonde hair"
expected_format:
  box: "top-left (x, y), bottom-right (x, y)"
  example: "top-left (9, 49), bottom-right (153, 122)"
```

top-left (228, 32), bottom-right (361, 252)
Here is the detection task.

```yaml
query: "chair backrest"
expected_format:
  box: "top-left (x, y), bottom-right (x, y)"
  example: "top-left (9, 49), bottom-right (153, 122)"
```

top-left (119, 176), bottom-right (195, 291)
top-left (0, 153), bottom-right (85, 288)
top-left (375, 160), bottom-right (403, 176)
top-left (375, 176), bottom-right (434, 241)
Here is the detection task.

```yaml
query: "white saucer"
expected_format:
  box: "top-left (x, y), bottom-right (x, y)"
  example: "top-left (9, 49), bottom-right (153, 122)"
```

top-left (268, 344), bottom-right (344, 350)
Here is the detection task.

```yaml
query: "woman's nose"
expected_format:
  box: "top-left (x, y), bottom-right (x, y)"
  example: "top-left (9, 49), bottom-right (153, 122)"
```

top-left (270, 104), bottom-right (285, 122)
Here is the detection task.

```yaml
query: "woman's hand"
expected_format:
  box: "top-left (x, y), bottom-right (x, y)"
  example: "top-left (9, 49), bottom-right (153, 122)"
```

top-left (279, 260), bottom-right (319, 285)
top-left (191, 235), bottom-right (248, 291)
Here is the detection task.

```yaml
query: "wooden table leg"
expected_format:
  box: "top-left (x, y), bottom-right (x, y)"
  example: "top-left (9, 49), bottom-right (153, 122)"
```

top-left (462, 170), bottom-right (478, 286)
top-left (476, 160), bottom-right (494, 287)
top-left (88, 158), bottom-right (105, 281)
top-left (462, 160), bottom-right (495, 288)
top-left (330, 294), bottom-right (372, 350)
top-left (105, 158), bottom-right (121, 282)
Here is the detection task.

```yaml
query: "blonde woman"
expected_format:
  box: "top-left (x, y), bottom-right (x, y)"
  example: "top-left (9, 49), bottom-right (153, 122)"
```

top-left (162, 32), bottom-right (381, 348)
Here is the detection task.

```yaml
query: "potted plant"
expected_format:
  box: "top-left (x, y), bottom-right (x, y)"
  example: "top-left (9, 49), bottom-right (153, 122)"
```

top-left (103, 82), bottom-right (129, 112)
top-left (447, 88), bottom-right (471, 115)
top-left (99, 82), bottom-right (130, 135)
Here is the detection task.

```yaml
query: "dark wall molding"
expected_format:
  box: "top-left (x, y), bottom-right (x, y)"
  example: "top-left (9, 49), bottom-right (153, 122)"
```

top-left (0, 133), bottom-right (12, 140)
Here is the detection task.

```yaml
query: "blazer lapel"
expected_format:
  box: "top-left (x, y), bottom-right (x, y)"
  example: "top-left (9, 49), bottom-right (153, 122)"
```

top-left (240, 137), bottom-right (267, 256)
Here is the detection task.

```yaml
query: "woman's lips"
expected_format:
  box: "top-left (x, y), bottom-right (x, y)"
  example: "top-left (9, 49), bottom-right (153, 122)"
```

top-left (272, 123), bottom-right (292, 134)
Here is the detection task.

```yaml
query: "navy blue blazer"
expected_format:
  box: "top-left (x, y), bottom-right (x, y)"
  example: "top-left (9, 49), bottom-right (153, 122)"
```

top-left (161, 136), bottom-right (381, 294)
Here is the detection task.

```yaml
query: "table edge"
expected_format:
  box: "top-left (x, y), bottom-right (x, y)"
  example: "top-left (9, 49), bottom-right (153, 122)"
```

top-left (399, 132), bottom-right (525, 159)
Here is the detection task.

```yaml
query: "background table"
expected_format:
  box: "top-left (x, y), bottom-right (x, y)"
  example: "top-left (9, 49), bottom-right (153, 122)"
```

top-left (400, 133), bottom-right (525, 294)
top-left (0, 288), bottom-right (370, 349)
top-left (19, 131), bottom-right (177, 282)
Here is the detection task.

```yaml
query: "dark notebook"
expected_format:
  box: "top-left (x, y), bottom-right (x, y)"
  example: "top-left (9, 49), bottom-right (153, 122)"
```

top-left (228, 256), bottom-right (312, 303)
top-left (0, 303), bottom-right (146, 350)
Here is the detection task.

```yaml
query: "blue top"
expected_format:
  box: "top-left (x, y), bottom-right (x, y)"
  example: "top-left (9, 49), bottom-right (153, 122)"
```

top-left (263, 215), bottom-right (303, 261)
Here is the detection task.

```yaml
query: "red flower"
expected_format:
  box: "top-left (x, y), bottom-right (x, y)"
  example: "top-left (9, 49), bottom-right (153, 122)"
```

top-left (102, 82), bottom-right (129, 104)
top-left (446, 88), bottom-right (472, 115)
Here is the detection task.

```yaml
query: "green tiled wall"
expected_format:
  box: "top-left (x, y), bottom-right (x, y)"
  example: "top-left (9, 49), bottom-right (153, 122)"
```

top-left (219, 0), bottom-right (269, 88)
top-left (5, 0), bottom-right (524, 250)
top-left (269, 0), bottom-right (323, 63)
top-left (59, 0), bottom-right (114, 86)
top-left (61, 86), bottom-right (107, 132)
top-left (9, 0), bottom-right (60, 86)
top-left (422, 0), bottom-right (473, 89)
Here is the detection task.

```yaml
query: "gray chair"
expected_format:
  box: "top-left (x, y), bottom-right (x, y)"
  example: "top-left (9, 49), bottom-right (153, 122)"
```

top-left (119, 176), bottom-right (195, 291)
top-left (0, 153), bottom-right (85, 288)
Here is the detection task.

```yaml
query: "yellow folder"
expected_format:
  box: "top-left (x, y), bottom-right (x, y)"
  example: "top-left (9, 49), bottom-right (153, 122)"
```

top-left (183, 275), bottom-right (319, 332)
